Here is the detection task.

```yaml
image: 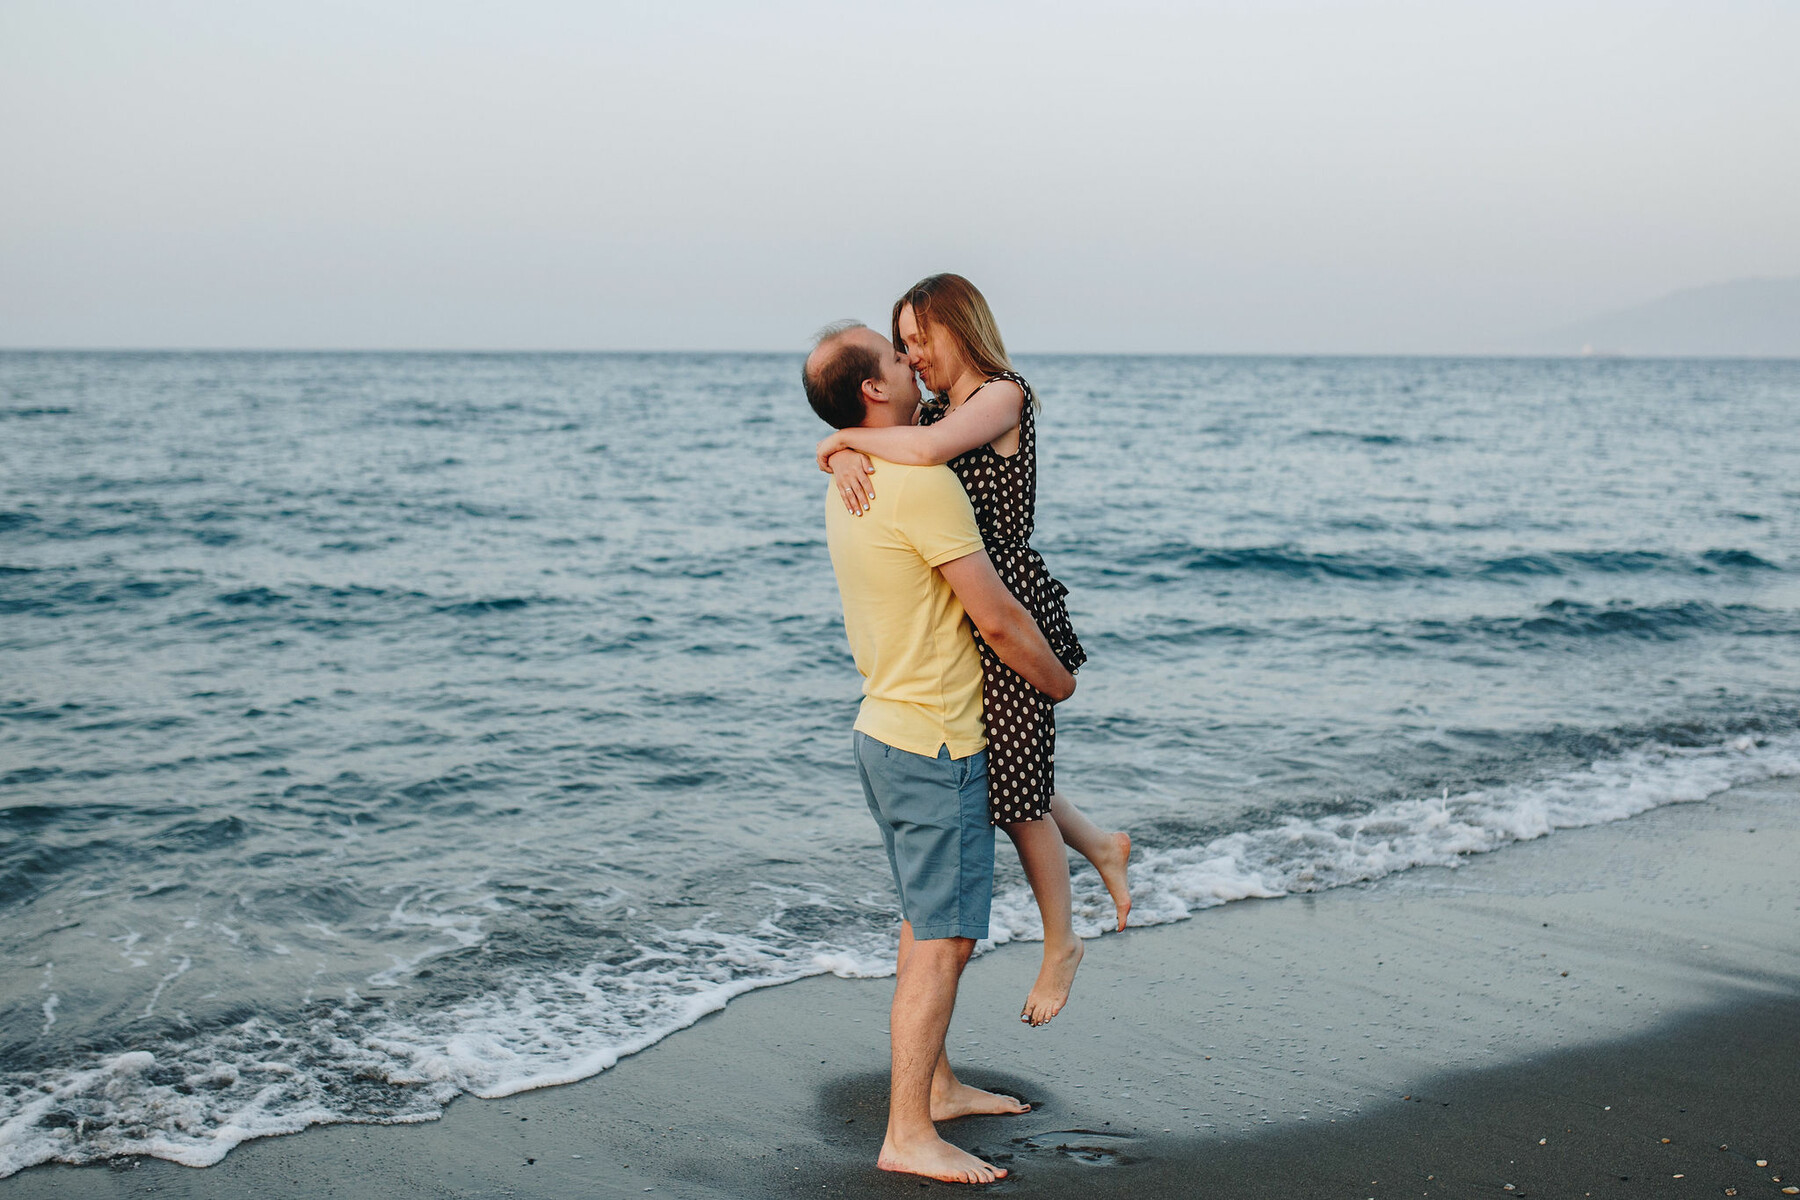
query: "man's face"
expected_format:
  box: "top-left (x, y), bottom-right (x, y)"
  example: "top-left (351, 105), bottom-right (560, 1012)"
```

top-left (857, 327), bottom-right (921, 423)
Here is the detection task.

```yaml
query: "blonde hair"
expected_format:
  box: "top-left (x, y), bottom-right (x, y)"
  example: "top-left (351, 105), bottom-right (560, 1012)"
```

top-left (892, 274), bottom-right (1036, 408)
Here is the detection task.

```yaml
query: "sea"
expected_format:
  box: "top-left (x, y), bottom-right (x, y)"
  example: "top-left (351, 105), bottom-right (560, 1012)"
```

top-left (2, 351), bottom-right (1798, 1176)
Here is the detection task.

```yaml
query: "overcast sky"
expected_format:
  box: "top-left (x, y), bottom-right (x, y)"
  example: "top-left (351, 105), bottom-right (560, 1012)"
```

top-left (2, 1), bottom-right (1796, 352)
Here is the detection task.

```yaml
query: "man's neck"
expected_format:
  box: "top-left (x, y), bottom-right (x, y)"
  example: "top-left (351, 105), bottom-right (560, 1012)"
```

top-left (859, 406), bottom-right (914, 429)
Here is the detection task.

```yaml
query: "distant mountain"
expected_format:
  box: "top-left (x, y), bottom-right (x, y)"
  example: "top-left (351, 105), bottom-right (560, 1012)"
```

top-left (1516, 276), bottom-right (1800, 358)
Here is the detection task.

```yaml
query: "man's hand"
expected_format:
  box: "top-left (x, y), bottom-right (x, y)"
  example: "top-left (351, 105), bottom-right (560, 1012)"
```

top-left (937, 551), bottom-right (1076, 702)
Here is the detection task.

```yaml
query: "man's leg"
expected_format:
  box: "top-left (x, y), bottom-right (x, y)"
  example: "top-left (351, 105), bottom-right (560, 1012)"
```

top-left (895, 921), bottom-right (1030, 1122)
top-left (880, 930), bottom-right (1007, 1183)
top-left (858, 735), bottom-right (1015, 1179)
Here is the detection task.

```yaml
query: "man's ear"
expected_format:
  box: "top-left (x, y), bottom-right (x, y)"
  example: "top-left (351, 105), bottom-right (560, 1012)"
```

top-left (860, 376), bottom-right (886, 407)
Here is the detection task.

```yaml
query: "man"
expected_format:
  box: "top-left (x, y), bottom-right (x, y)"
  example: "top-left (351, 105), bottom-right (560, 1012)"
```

top-left (802, 320), bottom-right (1077, 1185)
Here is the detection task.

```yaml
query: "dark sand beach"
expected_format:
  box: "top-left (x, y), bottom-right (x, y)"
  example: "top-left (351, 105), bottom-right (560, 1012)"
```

top-left (13, 776), bottom-right (1798, 1198)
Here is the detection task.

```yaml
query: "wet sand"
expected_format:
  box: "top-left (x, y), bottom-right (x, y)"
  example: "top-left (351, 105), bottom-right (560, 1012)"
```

top-left (12, 775), bottom-right (1798, 1198)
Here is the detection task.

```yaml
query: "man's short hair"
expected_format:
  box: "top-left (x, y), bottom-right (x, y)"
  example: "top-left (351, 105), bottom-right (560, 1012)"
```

top-left (802, 320), bottom-right (882, 429)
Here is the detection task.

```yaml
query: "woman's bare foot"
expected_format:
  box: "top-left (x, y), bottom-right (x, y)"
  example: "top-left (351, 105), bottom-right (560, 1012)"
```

top-left (878, 1134), bottom-right (1007, 1183)
top-left (1094, 831), bottom-right (1133, 931)
top-left (1020, 937), bottom-right (1084, 1026)
top-left (930, 1079), bottom-right (1030, 1121)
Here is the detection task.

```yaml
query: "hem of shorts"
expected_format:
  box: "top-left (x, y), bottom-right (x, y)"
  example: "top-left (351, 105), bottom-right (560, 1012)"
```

top-left (909, 922), bottom-right (989, 942)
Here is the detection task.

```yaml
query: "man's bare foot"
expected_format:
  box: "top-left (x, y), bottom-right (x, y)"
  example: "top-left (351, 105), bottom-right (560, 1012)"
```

top-left (878, 1134), bottom-right (1007, 1183)
top-left (1020, 937), bottom-right (1084, 1026)
top-left (931, 1079), bottom-right (1030, 1121)
top-left (1094, 831), bottom-right (1133, 931)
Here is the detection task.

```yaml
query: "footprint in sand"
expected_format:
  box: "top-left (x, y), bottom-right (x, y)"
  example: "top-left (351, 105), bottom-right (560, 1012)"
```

top-left (1010, 1129), bottom-right (1138, 1166)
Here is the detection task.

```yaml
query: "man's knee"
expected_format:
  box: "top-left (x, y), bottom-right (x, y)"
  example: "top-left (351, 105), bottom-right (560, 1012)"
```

top-left (909, 935), bottom-right (975, 971)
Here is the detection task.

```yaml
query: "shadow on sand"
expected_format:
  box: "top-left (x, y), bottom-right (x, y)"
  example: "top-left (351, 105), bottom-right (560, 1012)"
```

top-left (783, 996), bottom-right (1800, 1198)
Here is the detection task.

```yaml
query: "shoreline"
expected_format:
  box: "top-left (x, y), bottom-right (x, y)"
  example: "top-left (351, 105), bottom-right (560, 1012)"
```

top-left (10, 775), bottom-right (1798, 1197)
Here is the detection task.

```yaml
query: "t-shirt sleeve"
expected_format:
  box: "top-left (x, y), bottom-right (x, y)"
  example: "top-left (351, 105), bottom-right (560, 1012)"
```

top-left (897, 466), bottom-right (986, 568)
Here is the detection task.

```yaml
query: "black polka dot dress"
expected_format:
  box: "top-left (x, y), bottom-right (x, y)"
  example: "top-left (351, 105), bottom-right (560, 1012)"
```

top-left (919, 372), bottom-right (1085, 825)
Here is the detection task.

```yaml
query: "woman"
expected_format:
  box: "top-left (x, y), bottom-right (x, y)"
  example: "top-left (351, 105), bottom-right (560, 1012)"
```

top-left (816, 273), bottom-right (1131, 1026)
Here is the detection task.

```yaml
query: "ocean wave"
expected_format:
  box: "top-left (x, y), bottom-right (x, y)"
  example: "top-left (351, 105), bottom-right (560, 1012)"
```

top-left (3, 733), bottom-right (1794, 1179)
top-left (989, 732), bottom-right (1800, 937)
top-left (1115, 544), bottom-right (1448, 580)
top-left (216, 587), bottom-right (288, 607)
top-left (0, 571), bottom-right (566, 628)
top-left (1430, 599), bottom-right (1800, 644)
top-left (1479, 548), bottom-right (1779, 576)
top-left (1702, 548), bottom-right (1779, 569)
top-left (1102, 543), bottom-right (1785, 583)
top-left (0, 569), bottom-right (206, 617)
top-left (1098, 599), bottom-right (1800, 653)
top-left (431, 597), bottom-right (547, 617)
top-left (1295, 429), bottom-right (1467, 446)
top-left (0, 893), bottom-right (895, 1177)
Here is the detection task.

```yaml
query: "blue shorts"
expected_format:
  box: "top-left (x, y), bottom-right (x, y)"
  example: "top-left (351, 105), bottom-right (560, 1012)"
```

top-left (854, 731), bottom-right (994, 941)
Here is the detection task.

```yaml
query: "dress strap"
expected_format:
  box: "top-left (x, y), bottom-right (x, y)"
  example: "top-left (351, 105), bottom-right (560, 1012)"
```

top-left (964, 372), bottom-right (1034, 409)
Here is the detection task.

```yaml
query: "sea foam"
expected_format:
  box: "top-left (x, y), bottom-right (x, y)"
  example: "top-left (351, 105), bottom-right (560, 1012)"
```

top-left (991, 732), bottom-right (1800, 942)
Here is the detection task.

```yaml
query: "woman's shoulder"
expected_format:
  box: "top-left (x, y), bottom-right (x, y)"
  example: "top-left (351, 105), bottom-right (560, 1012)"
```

top-left (986, 371), bottom-right (1037, 409)
top-left (973, 374), bottom-right (1028, 412)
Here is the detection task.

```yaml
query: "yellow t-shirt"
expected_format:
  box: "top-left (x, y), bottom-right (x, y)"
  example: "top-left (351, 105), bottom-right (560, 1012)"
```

top-left (825, 459), bottom-right (987, 759)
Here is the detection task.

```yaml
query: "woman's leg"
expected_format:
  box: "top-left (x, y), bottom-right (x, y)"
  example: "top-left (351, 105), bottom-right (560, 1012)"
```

top-left (1004, 816), bottom-right (1084, 1026)
top-left (1049, 791), bottom-right (1133, 932)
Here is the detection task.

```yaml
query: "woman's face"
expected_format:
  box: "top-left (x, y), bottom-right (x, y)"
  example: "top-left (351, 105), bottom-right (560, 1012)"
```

top-left (896, 304), bottom-right (964, 395)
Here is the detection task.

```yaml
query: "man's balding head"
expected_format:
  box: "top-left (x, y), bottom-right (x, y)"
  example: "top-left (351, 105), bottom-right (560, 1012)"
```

top-left (802, 321), bottom-right (884, 429)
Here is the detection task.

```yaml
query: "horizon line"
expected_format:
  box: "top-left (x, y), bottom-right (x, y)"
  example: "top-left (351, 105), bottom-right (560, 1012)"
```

top-left (4, 346), bottom-right (1798, 362)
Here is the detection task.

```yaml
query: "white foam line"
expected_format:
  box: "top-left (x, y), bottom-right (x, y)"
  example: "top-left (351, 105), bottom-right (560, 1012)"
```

top-left (0, 1052), bottom-right (158, 1175)
top-left (37, 963), bottom-right (59, 1035)
top-left (989, 733), bottom-right (1800, 944)
top-left (139, 956), bottom-right (191, 1020)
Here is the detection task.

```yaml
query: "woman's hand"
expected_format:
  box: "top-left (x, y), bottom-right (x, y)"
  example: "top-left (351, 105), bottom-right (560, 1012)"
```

top-left (815, 431), bottom-right (853, 473)
top-left (827, 448), bottom-right (875, 515)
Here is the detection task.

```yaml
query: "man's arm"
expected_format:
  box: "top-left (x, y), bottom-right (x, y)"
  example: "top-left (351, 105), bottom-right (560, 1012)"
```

top-left (937, 550), bottom-right (1076, 702)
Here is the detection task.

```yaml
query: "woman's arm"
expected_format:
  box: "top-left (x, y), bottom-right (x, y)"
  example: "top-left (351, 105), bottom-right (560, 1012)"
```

top-left (813, 380), bottom-right (1024, 472)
